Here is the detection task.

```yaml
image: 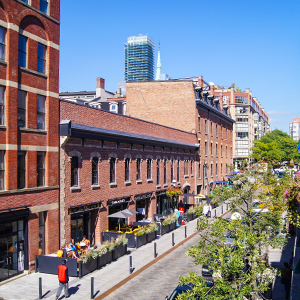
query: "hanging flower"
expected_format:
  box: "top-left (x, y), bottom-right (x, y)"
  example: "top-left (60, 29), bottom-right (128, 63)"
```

top-left (166, 188), bottom-right (183, 198)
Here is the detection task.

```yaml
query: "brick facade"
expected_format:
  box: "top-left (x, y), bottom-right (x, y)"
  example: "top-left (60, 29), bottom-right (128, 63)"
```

top-left (60, 100), bottom-right (198, 245)
top-left (126, 77), bottom-right (234, 196)
top-left (0, 0), bottom-right (60, 276)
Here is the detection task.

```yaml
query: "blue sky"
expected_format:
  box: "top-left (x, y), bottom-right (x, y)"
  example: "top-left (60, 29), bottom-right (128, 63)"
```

top-left (59, 0), bottom-right (300, 133)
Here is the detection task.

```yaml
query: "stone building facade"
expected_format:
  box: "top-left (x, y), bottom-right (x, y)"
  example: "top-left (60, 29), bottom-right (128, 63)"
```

top-left (60, 100), bottom-right (198, 245)
top-left (0, 0), bottom-right (60, 279)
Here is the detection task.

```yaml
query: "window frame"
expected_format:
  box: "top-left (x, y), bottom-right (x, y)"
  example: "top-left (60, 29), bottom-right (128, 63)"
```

top-left (37, 95), bottom-right (46, 130)
top-left (18, 35), bottom-right (27, 68)
top-left (177, 159), bottom-right (180, 182)
top-left (37, 151), bottom-right (45, 187)
top-left (18, 90), bottom-right (27, 128)
top-left (124, 158), bottom-right (130, 182)
top-left (198, 116), bottom-right (201, 132)
top-left (136, 158), bottom-right (141, 181)
top-left (163, 159), bottom-right (167, 184)
top-left (37, 43), bottom-right (46, 73)
top-left (147, 159), bottom-right (152, 180)
top-left (0, 150), bottom-right (4, 190)
top-left (92, 157), bottom-right (99, 185)
top-left (18, 151), bottom-right (26, 189)
top-left (0, 26), bottom-right (6, 61)
top-left (170, 159), bottom-right (174, 182)
top-left (40, 0), bottom-right (49, 14)
top-left (110, 157), bottom-right (116, 184)
top-left (0, 85), bottom-right (5, 125)
top-left (156, 160), bottom-right (160, 185)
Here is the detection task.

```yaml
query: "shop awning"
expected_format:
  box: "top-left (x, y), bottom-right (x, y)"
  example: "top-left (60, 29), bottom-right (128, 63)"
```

top-left (213, 181), bottom-right (227, 184)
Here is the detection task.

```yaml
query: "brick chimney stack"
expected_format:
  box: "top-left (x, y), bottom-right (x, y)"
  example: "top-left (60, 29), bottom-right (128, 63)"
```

top-left (198, 76), bottom-right (203, 88)
top-left (96, 78), bottom-right (105, 98)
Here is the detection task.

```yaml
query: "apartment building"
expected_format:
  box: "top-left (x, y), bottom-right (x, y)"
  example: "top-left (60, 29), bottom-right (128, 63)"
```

top-left (0, 0), bottom-right (60, 280)
top-left (289, 118), bottom-right (300, 141)
top-left (126, 76), bottom-right (235, 196)
top-left (211, 87), bottom-right (270, 163)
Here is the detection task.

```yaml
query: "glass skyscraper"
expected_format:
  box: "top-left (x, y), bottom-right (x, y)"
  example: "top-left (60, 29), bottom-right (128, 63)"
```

top-left (125, 35), bottom-right (155, 81)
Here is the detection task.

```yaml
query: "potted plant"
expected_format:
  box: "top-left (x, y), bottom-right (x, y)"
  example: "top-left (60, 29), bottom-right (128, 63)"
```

top-left (135, 227), bottom-right (147, 248)
top-left (145, 223), bottom-right (159, 243)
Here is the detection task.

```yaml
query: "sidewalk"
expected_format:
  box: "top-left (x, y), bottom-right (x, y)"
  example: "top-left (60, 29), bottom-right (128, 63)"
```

top-left (0, 204), bottom-right (229, 300)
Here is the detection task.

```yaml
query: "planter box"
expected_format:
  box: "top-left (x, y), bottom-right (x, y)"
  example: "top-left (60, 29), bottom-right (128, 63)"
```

top-left (126, 233), bottom-right (135, 248)
top-left (146, 231), bottom-right (156, 243)
top-left (38, 255), bottom-right (77, 277)
top-left (98, 250), bottom-right (113, 268)
top-left (161, 224), bottom-right (170, 235)
top-left (187, 213), bottom-right (195, 222)
top-left (113, 244), bottom-right (127, 260)
top-left (169, 222), bottom-right (176, 231)
top-left (136, 234), bottom-right (147, 248)
top-left (80, 258), bottom-right (97, 277)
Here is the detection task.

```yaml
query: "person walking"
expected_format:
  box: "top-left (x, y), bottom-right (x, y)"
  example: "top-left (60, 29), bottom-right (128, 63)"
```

top-left (56, 259), bottom-right (69, 299)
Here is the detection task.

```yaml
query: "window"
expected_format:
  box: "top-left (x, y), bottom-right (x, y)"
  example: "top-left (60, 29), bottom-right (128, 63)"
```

top-left (110, 157), bottom-right (116, 183)
top-left (18, 35), bottom-right (27, 67)
top-left (237, 115), bottom-right (248, 122)
top-left (216, 124), bottom-right (218, 137)
top-left (18, 90), bottom-right (26, 128)
top-left (156, 160), bottom-right (160, 185)
top-left (136, 159), bottom-right (141, 181)
top-left (211, 164), bottom-right (213, 177)
top-left (177, 159), bottom-right (180, 182)
top-left (110, 103), bottom-right (117, 113)
top-left (37, 152), bottom-right (45, 187)
top-left (211, 143), bottom-right (213, 156)
top-left (198, 163), bottom-right (201, 179)
top-left (40, 0), bottom-right (48, 14)
top-left (226, 128), bottom-right (228, 140)
top-left (0, 27), bottom-right (6, 61)
top-left (190, 161), bottom-right (193, 176)
top-left (216, 163), bottom-right (218, 176)
top-left (236, 106), bottom-right (248, 114)
top-left (236, 140), bottom-right (249, 147)
top-left (236, 149), bottom-right (249, 156)
top-left (37, 95), bottom-right (45, 130)
top-left (171, 160), bottom-right (174, 182)
top-left (205, 120), bottom-right (207, 134)
top-left (39, 211), bottom-right (46, 255)
top-left (92, 157), bottom-right (98, 185)
top-left (71, 156), bottom-right (79, 186)
top-left (18, 151), bottom-right (26, 189)
top-left (164, 160), bottom-right (167, 184)
top-left (216, 144), bottom-right (218, 157)
top-left (0, 85), bottom-right (5, 125)
top-left (124, 158), bottom-right (130, 182)
top-left (221, 145), bottom-right (223, 157)
top-left (37, 43), bottom-right (46, 73)
top-left (184, 160), bottom-right (188, 176)
top-left (204, 166), bottom-right (207, 178)
top-left (147, 159), bottom-right (152, 180)
top-left (21, 0), bottom-right (29, 3)
top-left (235, 96), bottom-right (247, 104)
top-left (0, 151), bottom-right (4, 189)
top-left (198, 116), bottom-right (201, 132)
top-left (205, 142), bottom-right (207, 156)
top-left (231, 147), bottom-right (233, 159)
top-left (236, 132), bottom-right (249, 139)
top-left (221, 163), bottom-right (223, 175)
top-left (211, 121), bottom-right (213, 136)
top-left (221, 125), bottom-right (223, 139)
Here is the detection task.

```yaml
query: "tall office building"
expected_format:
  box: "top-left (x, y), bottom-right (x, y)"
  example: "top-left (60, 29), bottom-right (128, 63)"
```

top-left (125, 35), bottom-right (155, 81)
top-left (289, 118), bottom-right (300, 141)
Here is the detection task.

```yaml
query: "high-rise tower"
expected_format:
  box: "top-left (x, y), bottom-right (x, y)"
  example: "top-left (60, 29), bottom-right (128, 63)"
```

top-left (125, 35), bottom-right (155, 81)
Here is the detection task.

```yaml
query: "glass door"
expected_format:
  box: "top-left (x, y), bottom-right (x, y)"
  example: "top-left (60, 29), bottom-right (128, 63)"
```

top-left (0, 237), bottom-right (8, 280)
top-left (0, 235), bottom-right (18, 281)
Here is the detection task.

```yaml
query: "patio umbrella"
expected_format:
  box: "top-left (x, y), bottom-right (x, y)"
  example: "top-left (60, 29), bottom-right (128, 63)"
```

top-left (107, 209), bottom-right (138, 231)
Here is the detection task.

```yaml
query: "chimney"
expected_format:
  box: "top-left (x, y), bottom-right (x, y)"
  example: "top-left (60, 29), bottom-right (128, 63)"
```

top-left (96, 78), bottom-right (105, 98)
top-left (198, 76), bottom-right (203, 88)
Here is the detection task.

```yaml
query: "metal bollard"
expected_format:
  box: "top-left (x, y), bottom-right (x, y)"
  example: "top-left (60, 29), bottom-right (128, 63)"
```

top-left (172, 232), bottom-right (175, 246)
top-left (79, 260), bottom-right (82, 279)
top-left (39, 277), bottom-right (42, 299)
top-left (154, 242), bottom-right (157, 258)
top-left (222, 205), bottom-right (224, 214)
top-left (129, 255), bottom-right (132, 274)
top-left (185, 225), bottom-right (187, 238)
top-left (91, 277), bottom-right (94, 299)
top-left (35, 255), bottom-right (38, 273)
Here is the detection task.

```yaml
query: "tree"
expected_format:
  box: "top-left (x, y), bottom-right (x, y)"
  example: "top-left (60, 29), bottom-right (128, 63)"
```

top-left (177, 165), bottom-right (294, 300)
top-left (251, 129), bottom-right (300, 164)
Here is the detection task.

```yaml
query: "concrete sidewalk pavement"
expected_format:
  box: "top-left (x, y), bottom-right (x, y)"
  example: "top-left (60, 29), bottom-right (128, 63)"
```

top-left (0, 204), bottom-right (230, 300)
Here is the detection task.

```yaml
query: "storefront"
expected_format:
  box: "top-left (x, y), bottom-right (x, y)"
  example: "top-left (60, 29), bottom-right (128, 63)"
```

top-left (134, 192), bottom-right (152, 221)
top-left (68, 201), bottom-right (103, 244)
top-left (156, 190), bottom-right (170, 215)
top-left (0, 207), bottom-right (29, 281)
top-left (107, 197), bottom-right (131, 231)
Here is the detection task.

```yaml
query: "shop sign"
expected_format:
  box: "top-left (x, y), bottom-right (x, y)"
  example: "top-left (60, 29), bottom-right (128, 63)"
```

top-left (107, 197), bottom-right (131, 207)
top-left (135, 192), bottom-right (152, 201)
top-left (68, 202), bottom-right (103, 214)
top-left (156, 190), bottom-right (166, 196)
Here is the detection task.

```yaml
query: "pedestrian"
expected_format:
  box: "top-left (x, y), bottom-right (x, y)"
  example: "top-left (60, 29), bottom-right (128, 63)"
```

top-left (56, 259), bottom-right (69, 299)
top-left (281, 262), bottom-right (292, 300)
top-left (289, 252), bottom-right (294, 268)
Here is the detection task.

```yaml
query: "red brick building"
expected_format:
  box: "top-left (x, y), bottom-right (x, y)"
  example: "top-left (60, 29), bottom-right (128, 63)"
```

top-left (126, 76), bottom-right (235, 196)
top-left (60, 100), bottom-right (198, 245)
top-left (0, 0), bottom-right (60, 280)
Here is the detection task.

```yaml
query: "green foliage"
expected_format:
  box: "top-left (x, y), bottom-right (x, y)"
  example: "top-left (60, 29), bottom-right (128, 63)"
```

top-left (178, 167), bottom-right (293, 299)
top-left (162, 213), bottom-right (178, 225)
top-left (251, 129), bottom-right (300, 163)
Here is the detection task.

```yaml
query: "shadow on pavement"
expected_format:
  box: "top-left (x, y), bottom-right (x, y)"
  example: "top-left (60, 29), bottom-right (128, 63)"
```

top-left (68, 284), bottom-right (81, 296)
